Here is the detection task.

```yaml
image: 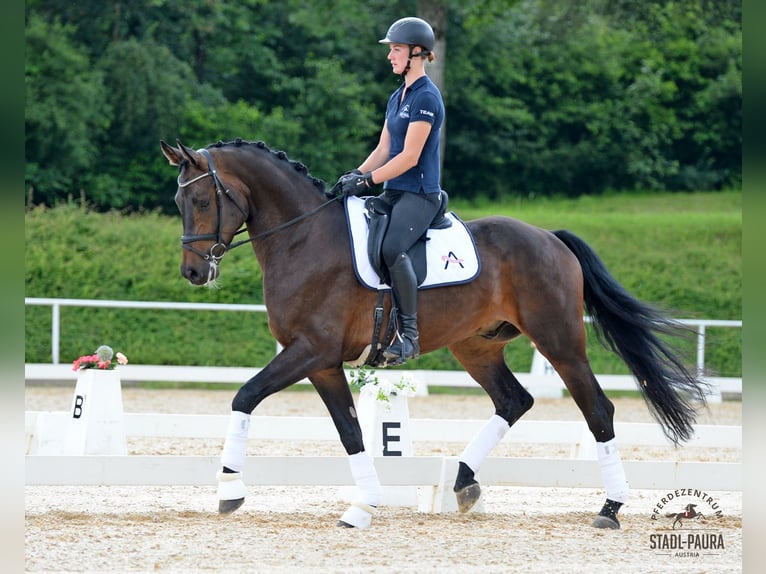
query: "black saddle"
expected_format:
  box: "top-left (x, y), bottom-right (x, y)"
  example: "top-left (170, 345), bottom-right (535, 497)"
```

top-left (365, 190), bottom-right (452, 286)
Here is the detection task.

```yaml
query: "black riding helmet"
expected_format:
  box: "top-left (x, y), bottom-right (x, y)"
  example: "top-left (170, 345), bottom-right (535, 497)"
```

top-left (379, 17), bottom-right (435, 75)
top-left (378, 17), bottom-right (435, 51)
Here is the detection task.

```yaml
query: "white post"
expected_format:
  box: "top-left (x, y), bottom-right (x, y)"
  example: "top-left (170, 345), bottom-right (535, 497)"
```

top-left (529, 347), bottom-right (563, 398)
top-left (51, 302), bottom-right (60, 364)
top-left (697, 324), bottom-right (722, 403)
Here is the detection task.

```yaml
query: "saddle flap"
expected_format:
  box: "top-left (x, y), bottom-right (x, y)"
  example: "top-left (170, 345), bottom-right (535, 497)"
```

top-left (364, 197), bottom-right (391, 280)
top-left (363, 195), bottom-right (427, 285)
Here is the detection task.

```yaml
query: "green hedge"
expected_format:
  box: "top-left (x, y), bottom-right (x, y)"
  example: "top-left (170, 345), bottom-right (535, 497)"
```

top-left (25, 191), bottom-right (741, 377)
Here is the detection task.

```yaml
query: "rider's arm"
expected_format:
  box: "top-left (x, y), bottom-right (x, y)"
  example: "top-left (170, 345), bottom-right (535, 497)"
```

top-left (365, 120), bottom-right (432, 185)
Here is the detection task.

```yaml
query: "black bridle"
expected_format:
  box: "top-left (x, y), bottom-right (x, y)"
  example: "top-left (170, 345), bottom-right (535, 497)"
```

top-left (177, 148), bottom-right (341, 264)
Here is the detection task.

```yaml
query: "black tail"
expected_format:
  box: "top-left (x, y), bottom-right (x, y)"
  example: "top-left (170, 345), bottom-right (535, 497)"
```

top-left (553, 229), bottom-right (709, 444)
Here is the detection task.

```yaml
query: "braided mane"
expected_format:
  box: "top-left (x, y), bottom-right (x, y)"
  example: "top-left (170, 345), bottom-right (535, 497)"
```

top-left (207, 138), bottom-right (326, 194)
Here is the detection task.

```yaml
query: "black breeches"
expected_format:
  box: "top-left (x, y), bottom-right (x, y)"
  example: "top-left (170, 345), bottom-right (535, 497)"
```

top-left (381, 190), bottom-right (441, 268)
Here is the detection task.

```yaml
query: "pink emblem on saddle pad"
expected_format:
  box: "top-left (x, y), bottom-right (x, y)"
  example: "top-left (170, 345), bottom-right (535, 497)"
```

top-left (441, 252), bottom-right (465, 268)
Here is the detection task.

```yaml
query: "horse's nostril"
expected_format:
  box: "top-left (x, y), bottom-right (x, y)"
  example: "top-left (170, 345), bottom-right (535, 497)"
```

top-left (181, 264), bottom-right (200, 283)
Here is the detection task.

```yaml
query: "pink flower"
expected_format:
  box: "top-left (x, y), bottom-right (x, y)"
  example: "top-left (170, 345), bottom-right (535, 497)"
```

top-left (71, 347), bottom-right (127, 371)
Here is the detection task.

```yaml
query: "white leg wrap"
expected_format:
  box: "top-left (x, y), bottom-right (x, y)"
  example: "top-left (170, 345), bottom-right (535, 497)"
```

top-left (458, 414), bottom-right (510, 472)
top-left (220, 411), bottom-right (250, 472)
top-left (216, 470), bottom-right (247, 501)
top-left (339, 502), bottom-right (376, 530)
top-left (597, 438), bottom-right (629, 503)
top-left (348, 451), bottom-right (382, 507)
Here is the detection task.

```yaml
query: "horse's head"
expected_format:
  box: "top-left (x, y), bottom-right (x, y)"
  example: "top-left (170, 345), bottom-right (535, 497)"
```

top-left (160, 139), bottom-right (250, 285)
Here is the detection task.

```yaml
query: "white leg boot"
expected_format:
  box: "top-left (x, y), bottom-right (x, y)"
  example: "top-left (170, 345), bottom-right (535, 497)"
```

top-left (337, 452), bottom-right (381, 529)
top-left (217, 411), bottom-right (250, 514)
top-left (593, 438), bottom-right (629, 529)
top-left (454, 415), bottom-right (510, 512)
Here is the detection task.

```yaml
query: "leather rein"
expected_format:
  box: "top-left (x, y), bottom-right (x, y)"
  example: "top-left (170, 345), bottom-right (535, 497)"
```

top-left (177, 148), bottom-right (341, 263)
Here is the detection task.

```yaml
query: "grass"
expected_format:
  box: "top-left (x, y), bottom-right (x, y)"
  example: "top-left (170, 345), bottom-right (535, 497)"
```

top-left (25, 190), bottom-right (741, 378)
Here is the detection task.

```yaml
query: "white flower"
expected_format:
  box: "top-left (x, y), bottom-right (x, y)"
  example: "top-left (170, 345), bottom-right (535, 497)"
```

top-left (395, 374), bottom-right (418, 397)
top-left (349, 367), bottom-right (418, 404)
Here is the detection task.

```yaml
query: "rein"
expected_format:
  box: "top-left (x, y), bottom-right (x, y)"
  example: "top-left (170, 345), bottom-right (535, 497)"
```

top-left (178, 148), bottom-right (342, 262)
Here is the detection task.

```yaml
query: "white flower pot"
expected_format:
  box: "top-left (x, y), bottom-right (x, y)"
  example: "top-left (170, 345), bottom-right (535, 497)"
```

top-left (357, 385), bottom-right (413, 457)
top-left (340, 385), bottom-right (428, 508)
top-left (63, 369), bottom-right (127, 455)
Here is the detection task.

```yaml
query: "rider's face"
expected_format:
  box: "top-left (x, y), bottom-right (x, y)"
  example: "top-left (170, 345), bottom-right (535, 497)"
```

top-left (387, 43), bottom-right (409, 74)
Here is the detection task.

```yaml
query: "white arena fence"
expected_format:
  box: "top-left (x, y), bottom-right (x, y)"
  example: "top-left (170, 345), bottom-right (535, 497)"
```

top-left (25, 297), bottom-right (742, 400)
top-left (25, 411), bottom-right (742, 493)
top-left (25, 299), bottom-right (742, 501)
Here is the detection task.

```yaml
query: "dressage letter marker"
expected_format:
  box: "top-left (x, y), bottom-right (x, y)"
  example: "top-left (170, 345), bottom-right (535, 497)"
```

top-left (72, 395), bottom-right (84, 419)
top-left (63, 369), bottom-right (128, 456)
top-left (382, 422), bottom-right (402, 456)
top-left (338, 386), bottom-right (430, 508)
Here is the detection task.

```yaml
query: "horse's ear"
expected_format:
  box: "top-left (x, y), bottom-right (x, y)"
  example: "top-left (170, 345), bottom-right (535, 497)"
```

top-left (160, 139), bottom-right (182, 166)
top-left (176, 139), bottom-right (206, 169)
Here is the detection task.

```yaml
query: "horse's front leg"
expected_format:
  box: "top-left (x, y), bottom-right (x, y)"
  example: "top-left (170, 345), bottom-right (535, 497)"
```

top-left (310, 367), bottom-right (381, 530)
top-left (217, 339), bottom-right (331, 515)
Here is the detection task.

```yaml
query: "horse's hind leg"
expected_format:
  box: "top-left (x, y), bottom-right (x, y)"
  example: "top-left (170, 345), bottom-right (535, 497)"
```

top-left (310, 367), bottom-right (381, 530)
top-left (535, 333), bottom-right (629, 529)
top-left (448, 337), bottom-right (535, 512)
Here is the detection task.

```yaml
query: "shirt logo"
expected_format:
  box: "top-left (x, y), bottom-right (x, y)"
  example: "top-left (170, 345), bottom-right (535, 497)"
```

top-left (399, 104), bottom-right (410, 119)
top-left (419, 109), bottom-right (435, 118)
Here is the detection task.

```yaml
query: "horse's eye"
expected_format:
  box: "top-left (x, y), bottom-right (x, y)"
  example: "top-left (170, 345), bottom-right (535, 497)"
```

top-left (193, 198), bottom-right (211, 209)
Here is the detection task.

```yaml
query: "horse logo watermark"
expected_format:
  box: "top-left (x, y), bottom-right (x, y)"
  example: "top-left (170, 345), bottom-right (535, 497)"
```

top-left (648, 489), bottom-right (725, 559)
top-left (665, 503), bottom-right (704, 529)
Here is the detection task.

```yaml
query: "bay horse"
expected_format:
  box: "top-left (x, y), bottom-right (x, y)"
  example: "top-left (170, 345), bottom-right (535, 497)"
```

top-left (160, 138), bottom-right (708, 530)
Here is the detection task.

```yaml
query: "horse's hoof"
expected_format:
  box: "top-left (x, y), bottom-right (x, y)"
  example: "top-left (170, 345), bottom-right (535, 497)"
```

top-left (218, 498), bottom-right (245, 515)
top-left (593, 498), bottom-right (622, 529)
top-left (592, 515), bottom-right (620, 529)
top-left (216, 470), bottom-right (246, 515)
top-left (455, 483), bottom-right (482, 513)
top-left (337, 502), bottom-right (374, 529)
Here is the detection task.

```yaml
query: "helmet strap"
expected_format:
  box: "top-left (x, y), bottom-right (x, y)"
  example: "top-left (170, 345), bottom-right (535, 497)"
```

top-left (402, 45), bottom-right (415, 76)
top-left (403, 45), bottom-right (430, 77)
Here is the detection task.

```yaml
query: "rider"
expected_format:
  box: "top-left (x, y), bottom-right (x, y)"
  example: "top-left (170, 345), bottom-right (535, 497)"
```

top-left (333, 16), bottom-right (445, 366)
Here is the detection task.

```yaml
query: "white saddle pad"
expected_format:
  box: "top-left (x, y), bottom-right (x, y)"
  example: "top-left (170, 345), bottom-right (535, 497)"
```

top-left (344, 195), bottom-right (481, 290)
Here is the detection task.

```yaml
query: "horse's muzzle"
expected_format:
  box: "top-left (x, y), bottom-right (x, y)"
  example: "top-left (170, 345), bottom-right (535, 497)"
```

top-left (181, 261), bottom-right (219, 285)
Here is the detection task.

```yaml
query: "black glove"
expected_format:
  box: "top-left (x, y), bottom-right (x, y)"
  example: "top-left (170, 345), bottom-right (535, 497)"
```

top-left (330, 170), bottom-right (375, 198)
top-left (328, 169), bottom-right (361, 198)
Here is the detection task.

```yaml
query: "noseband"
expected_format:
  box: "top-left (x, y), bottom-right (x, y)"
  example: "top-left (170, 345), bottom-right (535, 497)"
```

top-left (177, 148), bottom-right (341, 264)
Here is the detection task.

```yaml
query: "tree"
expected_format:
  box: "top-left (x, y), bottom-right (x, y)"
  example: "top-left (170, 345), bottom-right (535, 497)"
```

top-left (442, 0), bottom-right (741, 198)
top-left (25, 14), bottom-right (111, 205)
top-left (24, 0), bottom-right (741, 210)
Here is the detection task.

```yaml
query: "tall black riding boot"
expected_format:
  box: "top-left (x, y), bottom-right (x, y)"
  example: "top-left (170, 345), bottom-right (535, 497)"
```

top-left (383, 253), bottom-right (420, 366)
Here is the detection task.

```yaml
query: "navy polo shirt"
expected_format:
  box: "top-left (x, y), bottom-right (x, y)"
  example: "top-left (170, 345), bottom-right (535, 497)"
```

top-left (384, 75), bottom-right (444, 194)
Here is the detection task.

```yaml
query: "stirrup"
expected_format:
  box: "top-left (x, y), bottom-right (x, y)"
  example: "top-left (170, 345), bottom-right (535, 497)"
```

top-left (382, 334), bottom-right (419, 365)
